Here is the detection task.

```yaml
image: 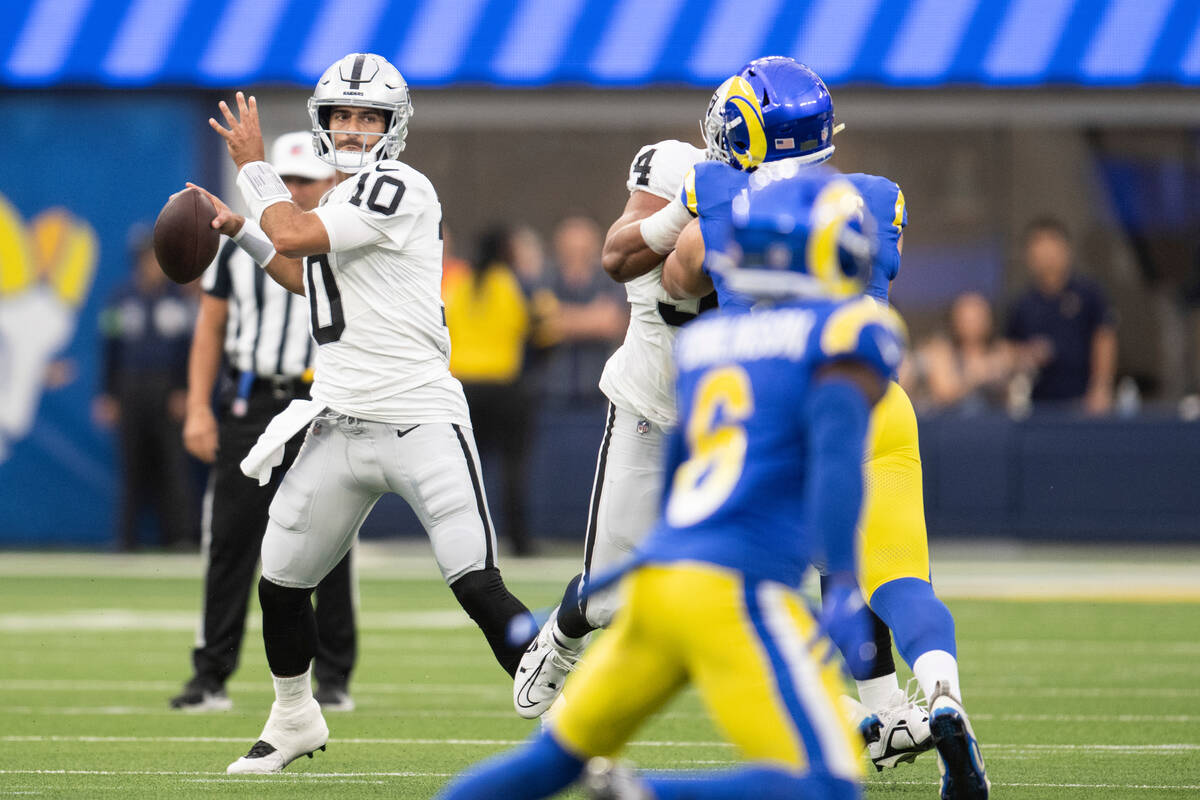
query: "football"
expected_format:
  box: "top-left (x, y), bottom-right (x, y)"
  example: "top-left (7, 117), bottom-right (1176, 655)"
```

top-left (152, 187), bottom-right (219, 283)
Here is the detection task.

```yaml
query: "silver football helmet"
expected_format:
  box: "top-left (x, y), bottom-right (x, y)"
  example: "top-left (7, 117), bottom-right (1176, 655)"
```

top-left (701, 76), bottom-right (739, 165)
top-left (307, 53), bottom-right (413, 173)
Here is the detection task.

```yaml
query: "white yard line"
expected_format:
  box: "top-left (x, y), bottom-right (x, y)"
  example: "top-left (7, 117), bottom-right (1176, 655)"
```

top-left (0, 679), bottom-right (507, 694)
top-left (5, 736), bottom-right (1200, 754)
top-left (0, 735), bottom-right (713, 747)
top-left (4, 706), bottom-right (1198, 724)
top-left (875, 779), bottom-right (1200, 791)
top-left (2, 545), bottom-right (1199, 600)
top-left (6, 678), bottom-right (1197, 699)
top-left (0, 770), bottom-right (1196, 791)
top-left (970, 686), bottom-right (1200, 698)
top-left (0, 609), bottom-right (474, 632)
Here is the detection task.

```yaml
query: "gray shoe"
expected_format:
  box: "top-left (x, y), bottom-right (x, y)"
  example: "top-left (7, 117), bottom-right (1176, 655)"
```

top-left (583, 758), bottom-right (653, 800)
top-left (314, 683), bottom-right (356, 712)
top-left (169, 678), bottom-right (233, 712)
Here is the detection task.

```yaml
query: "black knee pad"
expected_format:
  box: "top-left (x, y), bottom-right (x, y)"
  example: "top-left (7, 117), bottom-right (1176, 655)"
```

top-left (451, 567), bottom-right (534, 676)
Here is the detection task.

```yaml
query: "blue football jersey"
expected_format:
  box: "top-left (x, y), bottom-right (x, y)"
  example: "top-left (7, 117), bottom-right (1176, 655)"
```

top-left (682, 161), bottom-right (755, 313)
top-left (845, 173), bottom-right (906, 303)
top-left (636, 296), bottom-right (907, 586)
top-left (682, 162), bottom-right (907, 307)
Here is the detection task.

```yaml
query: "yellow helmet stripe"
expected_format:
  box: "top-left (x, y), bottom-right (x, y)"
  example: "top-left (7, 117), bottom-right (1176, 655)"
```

top-left (725, 76), bottom-right (767, 169)
top-left (821, 296), bottom-right (908, 357)
top-left (805, 179), bottom-right (862, 296)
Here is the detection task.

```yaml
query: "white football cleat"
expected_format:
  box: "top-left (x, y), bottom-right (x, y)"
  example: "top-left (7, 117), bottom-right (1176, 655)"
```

top-left (226, 697), bottom-right (329, 774)
top-left (844, 683), bottom-right (934, 770)
top-left (929, 682), bottom-right (990, 800)
top-left (513, 608), bottom-right (582, 719)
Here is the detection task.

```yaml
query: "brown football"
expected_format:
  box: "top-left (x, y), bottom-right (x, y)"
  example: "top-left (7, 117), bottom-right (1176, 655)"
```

top-left (153, 187), bottom-right (219, 283)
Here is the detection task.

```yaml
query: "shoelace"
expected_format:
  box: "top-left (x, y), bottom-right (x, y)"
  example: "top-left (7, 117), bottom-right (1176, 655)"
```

top-left (548, 646), bottom-right (580, 674)
top-left (901, 677), bottom-right (929, 713)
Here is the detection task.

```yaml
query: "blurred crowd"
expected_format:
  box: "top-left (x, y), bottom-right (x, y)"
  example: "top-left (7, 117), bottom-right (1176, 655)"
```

top-left (900, 217), bottom-right (1123, 419)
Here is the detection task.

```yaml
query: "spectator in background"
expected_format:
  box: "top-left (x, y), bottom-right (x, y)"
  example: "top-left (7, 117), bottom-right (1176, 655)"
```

top-left (1006, 217), bottom-right (1117, 415)
top-left (906, 291), bottom-right (1016, 414)
top-left (508, 224), bottom-right (558, 400)
top-left (510, 224), bottom-right (548, 295)
top-left (93, 229), bottom-right (196, 550)
top-left (444, 227), bottom-right (537, 556)
top-left (538, 216), bottom-right (627, 408)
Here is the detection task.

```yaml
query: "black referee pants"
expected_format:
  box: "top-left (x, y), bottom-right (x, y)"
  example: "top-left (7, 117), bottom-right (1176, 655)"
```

top-left (191, 385), bottom-right (356, 689)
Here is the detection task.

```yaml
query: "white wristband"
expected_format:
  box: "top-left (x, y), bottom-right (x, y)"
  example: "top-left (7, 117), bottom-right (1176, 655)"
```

top-left (236, 161), bottom-right (292, 224)
top-left (231, 218), bottom-right (277, 266)
top-left (639, 199), bottom-right (694, 256)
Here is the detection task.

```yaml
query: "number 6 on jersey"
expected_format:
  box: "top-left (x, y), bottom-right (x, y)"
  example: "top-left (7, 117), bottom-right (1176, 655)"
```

top-left (666, 365), bottom-right (754, 527)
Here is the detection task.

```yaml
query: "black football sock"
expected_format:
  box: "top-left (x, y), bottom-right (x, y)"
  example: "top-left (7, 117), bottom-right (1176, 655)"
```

top-left (554, 573), bottom-right (597, 641)
top-left (451, 567), bottom-right (535, 677)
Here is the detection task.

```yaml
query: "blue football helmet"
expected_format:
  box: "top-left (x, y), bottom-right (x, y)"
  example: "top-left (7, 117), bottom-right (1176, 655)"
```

top-left (709, 167), bottom-right (875, 300)
top-left (702, 56), bottom-right (841, 172)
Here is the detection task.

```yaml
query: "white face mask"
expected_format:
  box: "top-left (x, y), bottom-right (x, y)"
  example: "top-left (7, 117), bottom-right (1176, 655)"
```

top-left (318, 130), bottom-right (391, 174)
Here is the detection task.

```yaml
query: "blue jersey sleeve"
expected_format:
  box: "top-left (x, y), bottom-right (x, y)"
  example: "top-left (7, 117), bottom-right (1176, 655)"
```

top-left (803, 377), bottom-right (871, 576)
top-left (691, 162), bottom-right (756, 313)
top-left (846, 173), bottom-right (905, 302)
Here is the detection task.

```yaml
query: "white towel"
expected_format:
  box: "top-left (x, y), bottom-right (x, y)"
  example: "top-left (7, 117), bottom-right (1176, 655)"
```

top-left (240, 399), bottom-right (323, 486)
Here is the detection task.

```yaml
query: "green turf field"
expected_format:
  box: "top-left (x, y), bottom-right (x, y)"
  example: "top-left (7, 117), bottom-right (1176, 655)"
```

top-left (0, 545), bottom-right (1197, 799)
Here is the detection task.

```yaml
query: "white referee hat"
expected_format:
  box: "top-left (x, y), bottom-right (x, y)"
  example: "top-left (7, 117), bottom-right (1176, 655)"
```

top-left (271, 131), bottom-right (335, 180)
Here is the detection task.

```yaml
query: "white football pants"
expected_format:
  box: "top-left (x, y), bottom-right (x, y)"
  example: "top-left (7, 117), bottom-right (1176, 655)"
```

top-left (580, 403), bottom-right (667, 628)
top-left (262, 412), bottom-right (498, 589)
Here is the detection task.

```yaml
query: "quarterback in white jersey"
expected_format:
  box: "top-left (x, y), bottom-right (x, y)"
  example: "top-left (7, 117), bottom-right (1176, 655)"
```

top-left (190, 53), bottom-right (534, 774)
top-left (513, 139), bottom-right (708, 718)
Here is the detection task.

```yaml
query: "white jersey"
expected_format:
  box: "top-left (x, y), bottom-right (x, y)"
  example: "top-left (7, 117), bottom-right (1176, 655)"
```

top-left (598, 140), bottom-right (708, 429)
top-left (308, 159), bottom-right (469, 425)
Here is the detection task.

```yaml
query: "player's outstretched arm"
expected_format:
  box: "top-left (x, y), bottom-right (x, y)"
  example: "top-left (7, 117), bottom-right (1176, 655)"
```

top-left (661, 220), bottom-right (713, 300)
top-left (257, 203), bottom-right (331, 260)
top-left (601, 191), bottom-right (669, 282)
top-left (208, 92), bottom-right (330, 273)
top-left (186, 182), bottom-right (307, 295)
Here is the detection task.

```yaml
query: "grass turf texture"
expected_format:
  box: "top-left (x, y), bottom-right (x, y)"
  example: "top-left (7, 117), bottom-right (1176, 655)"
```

top-left (0, 547), bottom-right (1197, 799)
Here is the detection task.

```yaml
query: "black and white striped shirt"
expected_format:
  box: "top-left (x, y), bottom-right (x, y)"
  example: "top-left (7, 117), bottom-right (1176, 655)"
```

top-left (201, 240), bottom-right (314, 378)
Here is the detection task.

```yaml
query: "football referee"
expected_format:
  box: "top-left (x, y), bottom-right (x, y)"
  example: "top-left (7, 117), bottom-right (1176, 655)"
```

top-left (171, 132), bottom-right (357, 712)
